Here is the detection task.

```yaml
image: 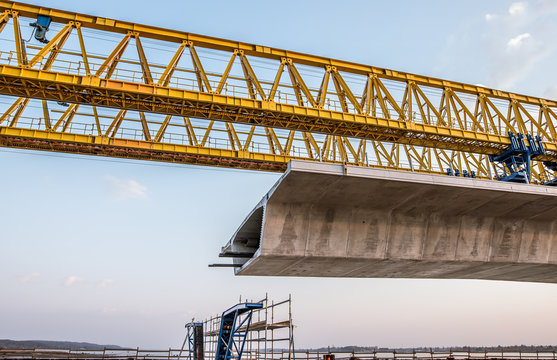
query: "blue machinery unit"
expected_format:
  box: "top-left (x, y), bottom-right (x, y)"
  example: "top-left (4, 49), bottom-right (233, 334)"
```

top-left (29, 15), bottom-right (52, 43)
top-left (489, 131), bottom-right (545, 184)
top-left (215, 302), bottom-right (263, 360)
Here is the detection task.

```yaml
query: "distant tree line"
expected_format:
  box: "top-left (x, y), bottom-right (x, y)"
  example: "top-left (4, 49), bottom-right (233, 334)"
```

top-left (0, 340), bottom-right (123, 350)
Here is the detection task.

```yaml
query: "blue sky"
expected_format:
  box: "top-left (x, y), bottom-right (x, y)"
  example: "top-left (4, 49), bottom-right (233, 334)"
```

top-left (2, 0), bottom-right (557, 350)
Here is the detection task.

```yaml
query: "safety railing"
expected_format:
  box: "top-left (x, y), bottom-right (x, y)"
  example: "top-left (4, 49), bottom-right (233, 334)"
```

top-left (2, 349), bottom-right (556, 360)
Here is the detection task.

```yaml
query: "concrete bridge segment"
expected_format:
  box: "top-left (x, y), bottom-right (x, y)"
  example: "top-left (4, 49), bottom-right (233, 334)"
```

top-left (220, 160), bottom-right (557, 283)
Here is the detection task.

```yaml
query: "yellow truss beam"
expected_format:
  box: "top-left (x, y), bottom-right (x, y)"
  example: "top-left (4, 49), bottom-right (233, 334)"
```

top-left (0, 1), bottom-right (555, 183)
top-left (1, 1), bottom-right (555, 107)
top-left (2, 64), bottom-right (555, 160)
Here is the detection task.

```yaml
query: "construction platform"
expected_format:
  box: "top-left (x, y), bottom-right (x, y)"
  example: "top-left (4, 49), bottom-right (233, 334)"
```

top-left (221, 160), bottom-right (557, 282)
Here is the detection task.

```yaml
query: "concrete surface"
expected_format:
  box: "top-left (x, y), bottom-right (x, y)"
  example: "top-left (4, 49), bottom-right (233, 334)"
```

top-left (220, 160), bottom-right (557, 282)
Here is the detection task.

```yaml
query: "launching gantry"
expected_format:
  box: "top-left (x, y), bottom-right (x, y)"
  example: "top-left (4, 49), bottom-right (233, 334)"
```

top-left (0, 1), bottom-right (556, 185)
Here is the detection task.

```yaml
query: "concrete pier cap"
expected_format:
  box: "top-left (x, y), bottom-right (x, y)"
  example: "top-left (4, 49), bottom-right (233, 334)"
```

top-left (220, 160), bottom-right (557, 283)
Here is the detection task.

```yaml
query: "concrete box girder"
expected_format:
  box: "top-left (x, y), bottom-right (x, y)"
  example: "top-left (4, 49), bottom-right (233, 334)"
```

top-left (221, 161), bottom-right (557, 283)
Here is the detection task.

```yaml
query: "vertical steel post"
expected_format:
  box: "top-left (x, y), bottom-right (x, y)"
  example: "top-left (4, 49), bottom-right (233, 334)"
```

top-left (194, 323), bottom-right (204, 360)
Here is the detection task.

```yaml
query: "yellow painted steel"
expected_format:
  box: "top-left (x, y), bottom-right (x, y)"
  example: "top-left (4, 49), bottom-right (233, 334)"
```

top-left (0, 1), bottom-right (555, 183)
top-left (0, 63), bottom-right (526, 154)
top-left (0, 1), bottom-right (553, 107)
top-left (0, 126), bottom-right (292, 171)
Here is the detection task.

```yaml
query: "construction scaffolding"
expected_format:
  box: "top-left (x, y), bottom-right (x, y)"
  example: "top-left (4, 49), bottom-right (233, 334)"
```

top-left (202, 295), bottom-right (294, 360)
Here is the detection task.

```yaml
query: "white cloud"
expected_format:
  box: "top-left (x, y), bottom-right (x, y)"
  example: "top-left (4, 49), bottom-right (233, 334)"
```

top-left (477, 1), bottom-right (557, 91)
top-left (19, 272), bottom-right (40, 283)
top-left (97, 279), bottom-right (115, 288)
top-left (509, 2), bottom-right (527, 15)
top-left (506, 33), bottom-right (531, 50)
top-left (485, 14), bottom-right (497, 21)
top-left (104, 175), bottom-right (148, 201)
top-left (64, 275), bottom-right (84, 287)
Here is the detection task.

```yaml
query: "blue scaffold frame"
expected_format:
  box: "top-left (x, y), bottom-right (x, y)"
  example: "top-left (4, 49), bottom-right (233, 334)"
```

top-left (215, 302), bottom-right (263, 360)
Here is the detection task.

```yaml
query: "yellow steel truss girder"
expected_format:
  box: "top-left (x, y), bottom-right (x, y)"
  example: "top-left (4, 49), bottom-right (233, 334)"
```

top-left (1, 1), bottom-right (555, 108)
top-left (0, 1), bottom-right (555, 184)
top-left (5, 95), bottom-right (534, 179)
top-left (3, 64), bottom-right (550, 160)
top-left (0, 125), bottom-right (458, 176)
top-left (0, 125), bottom-right (290, 171)
top-left (0, 5), bottom-right (554, 149)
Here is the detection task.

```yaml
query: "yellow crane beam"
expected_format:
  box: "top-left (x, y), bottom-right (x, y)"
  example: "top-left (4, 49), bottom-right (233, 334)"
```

top-left (0, 1), bottom-right (555, 183)
top-left (0, 1), bottom-right (553, 107)
top-left (1, 106), bottom-right (510, 179)
top-left (0, 63), bottom-right (531, 156)
top-left (0, 1), bottom-right (551, 106)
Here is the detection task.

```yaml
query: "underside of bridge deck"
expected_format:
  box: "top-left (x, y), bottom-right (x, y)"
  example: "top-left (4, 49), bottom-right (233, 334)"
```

top-left (221, 161), bottom-right (557, 283)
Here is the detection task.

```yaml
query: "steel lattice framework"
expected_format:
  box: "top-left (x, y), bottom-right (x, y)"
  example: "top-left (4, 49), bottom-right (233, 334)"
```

top-left (1, 1), bottom-right (557, 182)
